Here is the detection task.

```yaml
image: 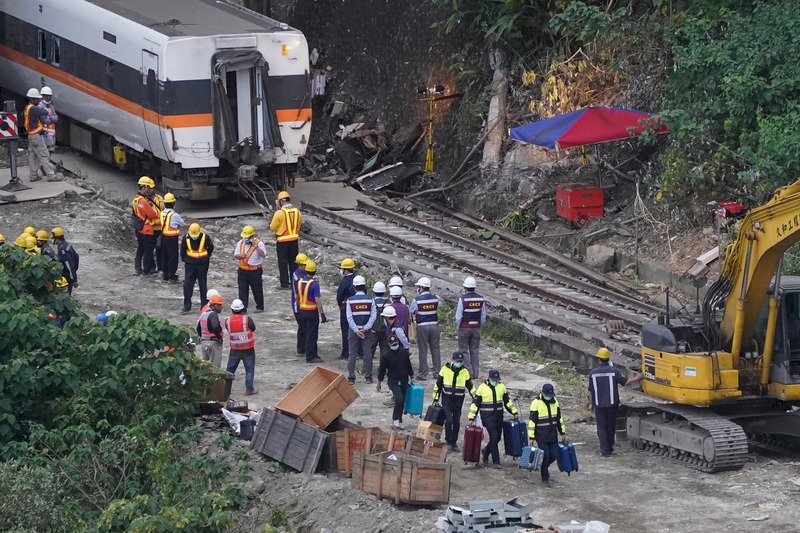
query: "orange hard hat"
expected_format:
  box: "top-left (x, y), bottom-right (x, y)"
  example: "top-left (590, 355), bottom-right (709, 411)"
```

top-left (209, 294), bottom-right (223, 305)
top-left (277, 191), bottom-right (291, 201)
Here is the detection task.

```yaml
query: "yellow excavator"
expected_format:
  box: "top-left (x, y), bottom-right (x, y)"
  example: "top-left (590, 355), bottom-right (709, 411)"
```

top-left (627, 179), bottom-right (800, 471)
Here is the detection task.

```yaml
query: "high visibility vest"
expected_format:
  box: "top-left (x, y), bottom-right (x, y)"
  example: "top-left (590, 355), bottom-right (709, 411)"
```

top-left (161, 210), bottom-right (180, 237)
top-left (347, 293), bottom-right (373, 327)
top-left (186, 234), bottom-right (208, 258)
top-left (414, 292), bottom-right (439, 325)
top-left (459, 292), bottom-right (484, 329)
top-left (433, 364), bottom-right (475, 401)
top-left (23, 103), bottom-right (43, 135)
top-left (149, 195), bottom-right (164, 230)
top-left (276, 207), bottom-right (300, 242)
top-left (297, 277), bottom-right (318, 311)
top-left (226, 313), bottom-right (255, 350)
top-left (198, 309), bottom-right (217, 340)
top-left (468, 381), bottom-right (517, 426)
top-left (199, 302), bottom-right (210, 317)
top-left (238, 240), bottom-right (262, 271)
top-left (527, 396), bottom-right (565, 441)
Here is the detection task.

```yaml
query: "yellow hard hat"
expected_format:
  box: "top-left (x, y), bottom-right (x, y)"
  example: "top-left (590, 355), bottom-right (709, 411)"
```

top-left (163, 192), bottom-right (176, 203)
top-left (14, 234), bottom-right (27, 247)
top-left (51, 227), bottom-right (64, 238)
top-left (305, 260), bottom-right (317, 273)
top-left (137, 176), bottom-right (156, 188)
top-left (277, 191), bottom-right (291, 201)
top-left (55, 277), bottom-right (68, 288)
top-left (241, 225), bottom-right (256, 238)
top-left (188, 223), bottom-right (201, 237)
top-left (295, 253), bottom-right (309, 265)
top-left (35, 229), bottom-right (49, 240)
top-left (0, 233), bottom-right (4, 244)
top-left (596, 347), bottom-right (612, 360)
top-left (24, 226), bottom-right (36, 235)
top-left (25, 236), bottom-right (37, 249)
top-left (340, 257), bottom-right (355, 269)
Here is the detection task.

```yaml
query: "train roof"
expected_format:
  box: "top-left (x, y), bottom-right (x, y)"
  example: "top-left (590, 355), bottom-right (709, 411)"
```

top-left (85, 0), bottom-right (298, 38)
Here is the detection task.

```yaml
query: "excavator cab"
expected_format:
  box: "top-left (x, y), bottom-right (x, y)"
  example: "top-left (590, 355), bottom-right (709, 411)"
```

top-left (754, 277), bottom-right (800, 398)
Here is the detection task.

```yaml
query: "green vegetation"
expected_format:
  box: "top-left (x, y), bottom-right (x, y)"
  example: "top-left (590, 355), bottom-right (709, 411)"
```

top-left (0, 246), bottom-right (245, 531)
top-left (433, 0), bottom-right (800, 199)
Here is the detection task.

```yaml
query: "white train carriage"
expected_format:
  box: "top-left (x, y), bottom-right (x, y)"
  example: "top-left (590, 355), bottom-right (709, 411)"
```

top-left (0, 0), bottom-right (312, 199)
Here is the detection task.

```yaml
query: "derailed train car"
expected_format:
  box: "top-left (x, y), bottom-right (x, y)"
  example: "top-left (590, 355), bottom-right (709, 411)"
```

top-left (0, 0), bottom-right (312, 199)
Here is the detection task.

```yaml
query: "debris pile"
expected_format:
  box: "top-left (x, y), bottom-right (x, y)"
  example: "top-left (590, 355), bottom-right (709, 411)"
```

top-left (435, 498), bottom-right (540, 532)
top-left (301, 107), bottom-right (424, 191)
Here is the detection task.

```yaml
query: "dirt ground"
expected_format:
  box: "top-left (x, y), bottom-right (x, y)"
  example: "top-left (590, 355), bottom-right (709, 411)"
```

top-left (2, 190), bottom-right (799, 533)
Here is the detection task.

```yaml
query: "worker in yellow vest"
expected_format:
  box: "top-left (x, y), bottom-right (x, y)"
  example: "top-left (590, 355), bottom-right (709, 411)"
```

top-left (269, 191), bottom-right (302, 290)
top-left (159, 192), bottom-right (185, 282)
top-left (296, 260), bottom-right (327, 363)
top-left (233, 225), bottom-right (267, 312)
top-left (181, 223), bottom-right (214, 313)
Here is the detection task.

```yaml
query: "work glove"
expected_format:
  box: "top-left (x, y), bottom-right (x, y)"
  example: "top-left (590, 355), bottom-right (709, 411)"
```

top-left (433, 401), bottom-right (440, 406)
top-left (321, 313), bottom-right (327, 323)
top-left (467, 420), bottom-right (475, 427)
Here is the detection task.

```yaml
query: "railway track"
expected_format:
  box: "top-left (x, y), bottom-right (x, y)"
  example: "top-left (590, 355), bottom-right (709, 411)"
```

top-left (303, 199), bottom-right (660, 330)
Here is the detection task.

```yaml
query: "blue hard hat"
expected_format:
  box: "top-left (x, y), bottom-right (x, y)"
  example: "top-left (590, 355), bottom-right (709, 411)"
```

top-left (96, 313), bottom-right (107, 324)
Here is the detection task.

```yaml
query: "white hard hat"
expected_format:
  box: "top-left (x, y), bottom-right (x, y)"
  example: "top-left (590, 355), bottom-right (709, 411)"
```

top-left (231, 298), bottom-right (245, 311)
top-left (389, 286), bottom-right (403, 297)
top-left (415, 277), bottom-right (431, 288)
top-left (40, 86), bottom-right (53, 96)
top-left (463, 276), bottom-right (477, 289)
top-left (388, 276), bottom-right (403, 287)
top-left (26, 88), bottom-right (41, 99)
top-left (353, 275), bottom-right (366, 286)
top-left (381, 306), bottom-right (397, 318)
top-left (206, 289), bottom-right (220, 299)
top-left (373, 281), bottom-right (386, 293)
top-left (105, 310), bottom-right (118, 317)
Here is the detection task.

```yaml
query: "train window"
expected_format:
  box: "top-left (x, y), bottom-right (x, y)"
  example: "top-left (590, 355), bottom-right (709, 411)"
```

top-left (103, 31), bottom-right (116, 44)
top-left (52, 37), bottom-right (60, 66)
top-left (37, 30), bottom-right (47, 60)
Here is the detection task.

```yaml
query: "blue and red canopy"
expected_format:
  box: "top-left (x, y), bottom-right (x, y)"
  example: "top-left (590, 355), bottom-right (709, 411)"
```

top-left (509, 106), bottom-right (668, 149)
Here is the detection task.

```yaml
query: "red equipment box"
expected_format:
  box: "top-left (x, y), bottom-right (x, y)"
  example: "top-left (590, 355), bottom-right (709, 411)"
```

top-left (555, 183), bottom-right (604, 227)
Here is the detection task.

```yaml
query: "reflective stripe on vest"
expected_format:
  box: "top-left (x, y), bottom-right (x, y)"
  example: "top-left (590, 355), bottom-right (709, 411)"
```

top-left (23, 104), bottom-right (43, 135)
top-left (149, 195), bottom-right (164, 229)
top-left (186, 234), bottom-right (208, 258)
top-left (131, 194), bottom-right (147, 221)
top-left (161, 211), bottom-right (180, 237)
top-left (439, 365), bottom-right (470, 397)
top-left (276, 207), bottom-right (300, 242)
top-left (40, 103), bottom-right (56, 135)
top-left (297, 278), bottom-right (317, 310)
top-left (459, 293), bottom-right (484, 328)
top-left (226, 313), bottom-right (255, 350)
top-left (238, 240), bottom-right (261, 271)
top-left (198, 303), bottom-right (210, 317)
top-left (198, 309), bottom-right (216, 340)
top-left (414, 292), bottom-right (439, 325)
top-left (348, 293), bottom-right (373, 326)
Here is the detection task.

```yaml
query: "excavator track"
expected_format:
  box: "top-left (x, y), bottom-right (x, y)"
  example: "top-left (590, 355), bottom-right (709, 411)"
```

top-left (626, 402), bottom-right (748, 472)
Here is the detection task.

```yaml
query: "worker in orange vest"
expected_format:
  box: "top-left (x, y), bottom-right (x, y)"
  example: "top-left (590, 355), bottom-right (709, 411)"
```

top-left (131, 176), bottom-right (160, 275)
top-left (225, 298), bottom-right (257, 396)
top-left (23, 88), bottom-right (62, 182)
top-left (233, 225), bottom-right (267, 312)
top-left (149, 191), bottom-right (166, 273)
top-left (197, 294), bottom-right (224, 368)
top-left (296, 260), bottom-right (327, 363)
top-left (159, 192), bottom-right (185, 282)
top-left (269, 191), bottom-right (302, 290)
top-left (181, 223), bottom-right (214, 312)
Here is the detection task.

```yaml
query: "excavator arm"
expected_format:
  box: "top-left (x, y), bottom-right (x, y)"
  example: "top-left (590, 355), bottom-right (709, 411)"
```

top-left (713, 179), bottom-right (800, 354)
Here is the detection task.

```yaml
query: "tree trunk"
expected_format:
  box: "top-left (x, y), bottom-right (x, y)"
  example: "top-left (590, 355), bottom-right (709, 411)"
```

top-left (481, 48), bottom-right (508, 173)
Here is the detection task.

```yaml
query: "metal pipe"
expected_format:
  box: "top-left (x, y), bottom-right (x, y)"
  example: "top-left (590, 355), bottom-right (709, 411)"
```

top-left (760, 258), bottom-right (783, 391)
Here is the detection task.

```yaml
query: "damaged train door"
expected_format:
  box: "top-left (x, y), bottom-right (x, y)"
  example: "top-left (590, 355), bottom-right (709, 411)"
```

top-left (211, 49), bottom-right (283, 171)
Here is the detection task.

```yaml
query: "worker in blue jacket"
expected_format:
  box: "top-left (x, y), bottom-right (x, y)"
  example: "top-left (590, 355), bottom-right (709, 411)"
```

top-left (337, 257), bottom-right (357, 359)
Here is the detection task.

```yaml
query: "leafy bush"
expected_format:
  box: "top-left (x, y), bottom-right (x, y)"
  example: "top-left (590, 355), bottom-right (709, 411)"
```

top-left (0, 245), bottom-right (242, 531)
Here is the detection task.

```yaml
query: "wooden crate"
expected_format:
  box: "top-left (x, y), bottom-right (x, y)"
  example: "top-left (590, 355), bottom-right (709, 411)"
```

top-left (250, 408), bottom-right (328, 474)
top-left (351, 451), bottom-right (451, 505)
top-left (371, 429), bottom-right (409, 454)
top-left (334, 427), bottom-right (382, 476)
top-left (405, 435), bottom-right (449, 462)
top-left (275, 366), bottom-right (359, 428)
